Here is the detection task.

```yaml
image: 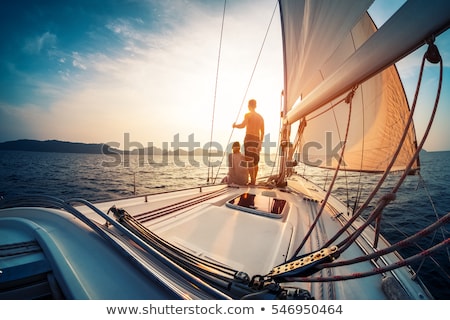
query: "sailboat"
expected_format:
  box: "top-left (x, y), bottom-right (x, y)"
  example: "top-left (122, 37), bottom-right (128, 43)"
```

top-left (1, 0), bottom-right (449, 299)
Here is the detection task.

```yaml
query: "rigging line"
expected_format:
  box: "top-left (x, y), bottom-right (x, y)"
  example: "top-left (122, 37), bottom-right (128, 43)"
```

top-left (207, 0), bottom-right (227, 183)
top-left (135, 188), bottom-right (230, 223)
top-left (415, 173), bottom-right (450, 270)
top-left (69, 198), bottom-right (231, 299)
top-left (301, 96), bottom-right (346, 190)
top-left (291, 89), bottom-right (355, 258)
top-left (286, 121), bottom-right (305, 182)
top-left (387, 47), bottom-right (445, 271)
top-left (133, 187), bottom-right (228, 218)
top-left (119, 214), bottom-right (238, 280)
top-left (337, 88), bottom-right (359, 210)
top-left (286, 238), bottom-right (450, 283)
top-left (305, 96), bottom-right (347, 122)
top-left (212, 1), bottom-right (279, 183)
top-left (103, 204), bottom-right (239, 290)
top-left (334, 43), bottom-right (444, 254)
top-left (353, 86), bottom-right (366, 214)
top-left (346, 16), bottom-right (364, 210)
top-left (321, 211), bottom-right (450, 269)
top-left (331, 99), bottom-right (351, 207)
top-left (379, 209), bottom-right (450, 281)
top-left (323, 170), bottom-right (329, 191)
top-left (116, 220), bottom-right (237, 292)
top-left (390, 59), bottom-right (443, 196)
top-left (18, 196), bottom-right (215, 299)
top-left (333, 193), bottom-right (388, 254)
top-left (232, 1), bottom-right (278, 126)
top-left (269, 90), bottom-right (285, 180)
top-left (302, 96), bottom-right (347, 190)
top-left (322, 51), bottom-right (428, 249)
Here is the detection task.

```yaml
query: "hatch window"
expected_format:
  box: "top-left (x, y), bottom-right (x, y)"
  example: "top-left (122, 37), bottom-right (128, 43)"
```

top-left (226, 193), bottom-right (287, 218)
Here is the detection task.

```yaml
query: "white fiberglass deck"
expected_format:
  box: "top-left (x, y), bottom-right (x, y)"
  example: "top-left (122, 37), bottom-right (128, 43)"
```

top-left (132, 187), bottom-right (312, 277)
top-left (75, 180), bottom-right (429, 299)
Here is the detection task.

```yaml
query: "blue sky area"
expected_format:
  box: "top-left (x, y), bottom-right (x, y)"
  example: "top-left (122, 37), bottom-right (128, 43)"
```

top-left (0, 0), bottom-right (449, 151)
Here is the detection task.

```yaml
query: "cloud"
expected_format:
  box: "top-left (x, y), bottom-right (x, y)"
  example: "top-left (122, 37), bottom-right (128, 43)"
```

top-left (1, 0), bottom-right (285, 147)
top-left (8, 0), bottom-right (446, 151)
top-left (106, 18), bottom-right (145, 41)
top-left (23, 32), bottom-right (57, 54)
top-left (72, 52), bottom-right (87, 70)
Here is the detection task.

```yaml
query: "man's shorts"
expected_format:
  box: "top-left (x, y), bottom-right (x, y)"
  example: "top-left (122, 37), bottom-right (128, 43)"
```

top-left (244, 134), bottom-right (260, 167)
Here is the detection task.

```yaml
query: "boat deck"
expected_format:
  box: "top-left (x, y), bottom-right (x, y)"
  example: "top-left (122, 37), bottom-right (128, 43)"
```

top-left (4, 178), bottom-right (426, 299)
top-left (85, 185), bottom-right (306, 277)
top-left (77, 183), bottom-right (395, 299)
top-left (3, 179), bottom-right (427, 299)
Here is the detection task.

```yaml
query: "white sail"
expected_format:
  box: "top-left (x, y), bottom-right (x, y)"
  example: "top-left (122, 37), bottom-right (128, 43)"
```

top-left (279, 0), bottom-right (450, 172)
top-left (297, 12), bottom-right (418, 172)
top-left (279, 0), bottom-right (373, 113)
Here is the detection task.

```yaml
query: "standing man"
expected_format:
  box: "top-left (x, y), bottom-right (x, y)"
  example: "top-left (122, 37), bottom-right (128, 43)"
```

top-left (233, 99), bottom-right (264, 185)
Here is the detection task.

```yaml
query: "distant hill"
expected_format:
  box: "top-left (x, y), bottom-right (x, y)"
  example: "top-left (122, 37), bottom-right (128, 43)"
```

top-left (0, 139), bottom-right (216, 156)
top-left (0, 139), bottom-right (118, 154)
top-left (0, 139), bottom-right (433, 156)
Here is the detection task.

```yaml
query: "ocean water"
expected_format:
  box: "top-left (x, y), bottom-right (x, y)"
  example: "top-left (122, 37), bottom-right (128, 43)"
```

top-left (0, 149), bottom-right (449, 299)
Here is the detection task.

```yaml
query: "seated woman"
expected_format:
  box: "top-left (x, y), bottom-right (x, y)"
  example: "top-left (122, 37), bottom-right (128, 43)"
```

top-left (222, 141), bottom-right (248, 185)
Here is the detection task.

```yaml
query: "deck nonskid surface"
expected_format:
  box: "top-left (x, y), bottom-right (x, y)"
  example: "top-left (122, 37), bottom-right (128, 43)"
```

top-left (107, 186), bottom-right (310, 277)
top-left (145, 202), bottom-right (294, 276)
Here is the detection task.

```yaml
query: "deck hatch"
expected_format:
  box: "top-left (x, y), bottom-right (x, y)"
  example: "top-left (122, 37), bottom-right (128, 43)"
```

top-left (225, 193), bottom-right (287, 218)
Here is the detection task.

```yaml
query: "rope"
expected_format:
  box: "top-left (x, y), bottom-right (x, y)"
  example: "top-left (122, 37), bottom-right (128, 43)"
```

top-left (413, 174), bottom-right (450, 277)
top-left (118, 209), bottom-right (239, 283)
top-left (212, 2), bottom-right (279, 184)
top-left (380, 210), bottom-right (450, 281)
top-left (323, 46), bottom-right (429, 249)
top-left (135, 187), bottom-right (229, 223)
top-left (291, 87), bottom-right (356, 258)
top-left (268, 91), bottom-right (285, 180)
top-left (287, 238), bottom-right (449, 282)
top-left (329, 41), bottom-right (444, 257)
top-left (300, 95), bottom-right (347, 191)
top-left (207, 0), bottom-right (227, 183)
top-left (0, 195), bottom-right (228, 299)
top-left (321, 211), bottom-right (450, 269)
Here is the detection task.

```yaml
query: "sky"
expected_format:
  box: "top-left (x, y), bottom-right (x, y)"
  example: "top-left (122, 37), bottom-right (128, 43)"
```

top-left (0, 0), bottom-right (449, 152)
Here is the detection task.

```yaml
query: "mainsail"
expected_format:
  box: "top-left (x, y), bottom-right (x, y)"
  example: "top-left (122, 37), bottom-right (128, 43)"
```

top-left (278, 0), bottom-right (450, 172)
